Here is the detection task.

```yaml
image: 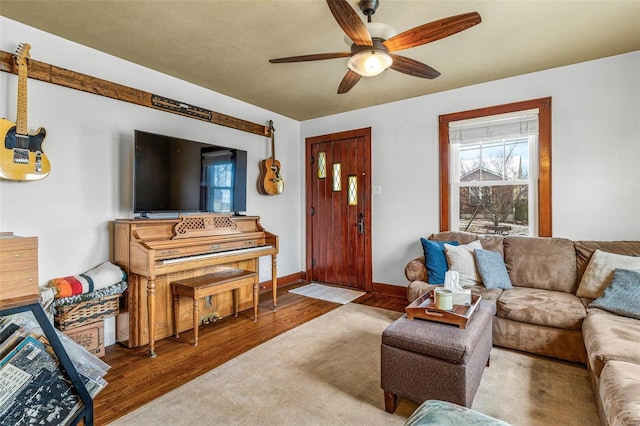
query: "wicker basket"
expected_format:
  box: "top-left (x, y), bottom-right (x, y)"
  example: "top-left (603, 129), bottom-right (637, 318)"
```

top-left (54, 293), bottom-right (121, 330)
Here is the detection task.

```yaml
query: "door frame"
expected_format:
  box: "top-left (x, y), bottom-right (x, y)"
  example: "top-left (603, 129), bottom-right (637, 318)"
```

top-left (305, 127), bottom-right (373, 292)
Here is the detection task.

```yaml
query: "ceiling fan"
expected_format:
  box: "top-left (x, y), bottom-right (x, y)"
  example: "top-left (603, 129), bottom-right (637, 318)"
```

top-left (269, 0), bottom-right (481, 94)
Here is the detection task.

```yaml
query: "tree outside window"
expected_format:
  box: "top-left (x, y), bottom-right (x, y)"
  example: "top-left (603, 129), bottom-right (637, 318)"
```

top-left (456, 138), bottom-right (531, 235)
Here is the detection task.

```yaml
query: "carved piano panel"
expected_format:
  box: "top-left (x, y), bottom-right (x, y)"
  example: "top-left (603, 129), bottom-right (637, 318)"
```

top-left (114, 214), bottom-right (278, 356)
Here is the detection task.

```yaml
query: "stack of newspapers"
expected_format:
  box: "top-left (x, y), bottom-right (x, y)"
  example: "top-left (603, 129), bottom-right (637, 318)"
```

top-left (0, 312), bottom-right (110, 426)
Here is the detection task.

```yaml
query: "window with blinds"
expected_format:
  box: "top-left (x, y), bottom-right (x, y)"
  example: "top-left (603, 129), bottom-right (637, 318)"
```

top-left (448, 109), bottom-right (539, 236)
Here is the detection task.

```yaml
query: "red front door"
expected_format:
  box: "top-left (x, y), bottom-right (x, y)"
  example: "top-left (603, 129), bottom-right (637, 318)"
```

top-left (305, 128), bottom-right (372, 291)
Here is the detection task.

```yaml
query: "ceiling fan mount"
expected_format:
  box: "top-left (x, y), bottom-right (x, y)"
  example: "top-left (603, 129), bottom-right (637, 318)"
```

top-left (358, 0), bottom-right (379, 22)
top-left (269, 0), bottom-right (481, 94)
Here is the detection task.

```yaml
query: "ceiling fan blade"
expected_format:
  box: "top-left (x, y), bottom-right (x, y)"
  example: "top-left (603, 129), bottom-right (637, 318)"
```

top-left (269, 52), bottom-right (352, 63)
top-left (326, 0), bottom-right (372, 46)
top-left (389, 54), bottom-right (440, 79)
top-left (338, 70), bottom-right (361, 94)
top-left (383, 12), bottom-right (481, 52)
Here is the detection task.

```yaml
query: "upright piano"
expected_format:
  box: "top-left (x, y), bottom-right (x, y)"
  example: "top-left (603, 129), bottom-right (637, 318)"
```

top-left (114, 214), bottom-right (278, 357)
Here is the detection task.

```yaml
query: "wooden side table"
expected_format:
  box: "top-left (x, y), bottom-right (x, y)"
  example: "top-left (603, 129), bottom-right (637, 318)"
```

top-left (171, 268), bottom-right (258, 346)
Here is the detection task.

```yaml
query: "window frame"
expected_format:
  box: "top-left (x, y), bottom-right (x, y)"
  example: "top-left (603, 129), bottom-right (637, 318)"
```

top-left (439, 97), bottom-right (552, 237)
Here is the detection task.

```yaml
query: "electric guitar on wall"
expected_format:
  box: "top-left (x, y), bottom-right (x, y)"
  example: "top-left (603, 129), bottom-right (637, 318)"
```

top-left (0, 43), bottom-right (50, 181)
top-left (258, 120), bottom-right (284, 195)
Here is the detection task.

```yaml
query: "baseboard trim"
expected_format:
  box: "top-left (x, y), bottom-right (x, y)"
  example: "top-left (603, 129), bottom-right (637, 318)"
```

top-left (259, 272), bottom-right (304, 293)
top-left (372, 282), bottom-right (407, 298)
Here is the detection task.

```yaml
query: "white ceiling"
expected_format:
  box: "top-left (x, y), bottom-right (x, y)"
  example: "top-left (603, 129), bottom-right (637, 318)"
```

top-left (1, 0), bottom-right (639, 121)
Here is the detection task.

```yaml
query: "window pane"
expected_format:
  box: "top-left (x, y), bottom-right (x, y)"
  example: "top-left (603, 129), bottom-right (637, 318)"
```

top-left (458, 184), bottom-right (529, 236)
top-left (318, 151), bottom-right (326, 179)
top-left (348, 175), bottom-right (357, 205)
top-left (459, 144), bottom-right (480, 180)
top-left (458, 139), bottom-right (528, 183)
top-left (332, 163), bottom-right (341, 191)
top-left (505, 139), bottom-right (529, 180)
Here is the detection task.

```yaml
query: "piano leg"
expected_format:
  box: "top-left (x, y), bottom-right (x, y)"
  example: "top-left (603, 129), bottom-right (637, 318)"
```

top-left (193, 298), bottom-right (199, 346)
top-left (253, 281), bottom-right (258, 322)
top-left (233, 289), bottom-right (239, 318)
top-left (173, 292), bottom-right (180, 339)
top-left (148, 278), bottom-right (157, 358)
top-left (271, 254), bottom-right (278, 311)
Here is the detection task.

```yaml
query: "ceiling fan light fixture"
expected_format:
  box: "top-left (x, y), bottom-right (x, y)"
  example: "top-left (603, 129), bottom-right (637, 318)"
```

top-left (347, 50), bottom-right (393, 77)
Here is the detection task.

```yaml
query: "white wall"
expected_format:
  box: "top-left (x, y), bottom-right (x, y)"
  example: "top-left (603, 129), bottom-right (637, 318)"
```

top-left (301, 51), bottom-right (640, 287)
top-left (0, 18), bottom-right (302, 285)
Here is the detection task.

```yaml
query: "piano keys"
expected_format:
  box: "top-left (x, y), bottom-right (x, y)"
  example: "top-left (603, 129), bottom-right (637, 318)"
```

top-left (114, 214), bottom-right (278, 357)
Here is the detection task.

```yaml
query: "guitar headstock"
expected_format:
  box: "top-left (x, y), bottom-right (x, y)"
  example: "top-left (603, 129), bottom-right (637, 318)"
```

top-left (15, 42), bottom-right (32, 67)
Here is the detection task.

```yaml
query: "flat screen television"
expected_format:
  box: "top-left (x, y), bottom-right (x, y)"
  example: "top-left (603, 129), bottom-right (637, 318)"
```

top-left (133, 130), bottom-right (247, 216)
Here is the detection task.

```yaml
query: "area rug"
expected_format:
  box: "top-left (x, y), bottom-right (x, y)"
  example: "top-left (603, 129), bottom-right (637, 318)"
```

top-left (109, 304), bottom-right (599, 426)
top-left (288, 283), bottom-right (366, 304)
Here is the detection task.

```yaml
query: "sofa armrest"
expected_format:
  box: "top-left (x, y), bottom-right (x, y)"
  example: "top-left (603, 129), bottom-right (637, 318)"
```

top-left (405, 256), bottom-right (427, 283)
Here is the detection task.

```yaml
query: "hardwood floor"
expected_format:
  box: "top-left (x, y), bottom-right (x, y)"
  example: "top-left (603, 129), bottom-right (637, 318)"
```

top-left (93, 283), bottom-right (407, 425)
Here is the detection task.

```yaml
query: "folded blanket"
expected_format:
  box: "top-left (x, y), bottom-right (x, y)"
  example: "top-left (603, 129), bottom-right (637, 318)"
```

top-left (49, 261), bottom-right (126, 298)
top-left (51, 281), bottom-right (128, 315)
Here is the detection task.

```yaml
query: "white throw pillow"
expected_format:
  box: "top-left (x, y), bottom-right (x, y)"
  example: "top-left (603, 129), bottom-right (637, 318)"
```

top-left (577, 249), bottom-right (640, 299)
top-left (444, 240), bottom-right (483, 288)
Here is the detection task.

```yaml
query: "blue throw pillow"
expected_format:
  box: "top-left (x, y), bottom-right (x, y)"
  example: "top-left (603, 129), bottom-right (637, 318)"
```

top-left (474, 248), bottom-right (513, 289)
top-left (420, 238), bottom-right (459, 284)
top-left (589, 268), bottom-right (640, 319)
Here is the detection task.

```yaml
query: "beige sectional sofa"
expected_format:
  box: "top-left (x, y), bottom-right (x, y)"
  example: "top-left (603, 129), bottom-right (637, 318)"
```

top-left (405, 231), bottom-right (640, 426)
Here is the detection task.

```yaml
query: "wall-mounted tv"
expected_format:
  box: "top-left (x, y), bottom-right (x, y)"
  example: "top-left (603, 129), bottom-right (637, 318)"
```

top-left (133, 130), bottom-right (247, 216)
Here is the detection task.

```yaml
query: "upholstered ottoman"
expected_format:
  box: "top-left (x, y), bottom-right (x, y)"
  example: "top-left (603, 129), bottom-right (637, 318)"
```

top-left (381, 300), bottom-right (495, 413)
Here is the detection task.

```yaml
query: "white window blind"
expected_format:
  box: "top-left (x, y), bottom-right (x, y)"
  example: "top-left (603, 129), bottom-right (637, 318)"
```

top-left (449, 109), bottom-right (539, 145)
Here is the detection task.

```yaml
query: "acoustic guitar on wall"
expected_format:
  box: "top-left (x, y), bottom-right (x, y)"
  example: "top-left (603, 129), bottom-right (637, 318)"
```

top-left (258, 120), bottom-right (284, 195)
top-left (0, 43), bottom-right (50, 181)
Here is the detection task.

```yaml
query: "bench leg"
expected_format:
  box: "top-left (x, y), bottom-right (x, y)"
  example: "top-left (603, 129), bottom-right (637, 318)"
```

top-left (193, 299), bottom-right (199, 346)
top-left (384, 390), bottom-right (397, 413)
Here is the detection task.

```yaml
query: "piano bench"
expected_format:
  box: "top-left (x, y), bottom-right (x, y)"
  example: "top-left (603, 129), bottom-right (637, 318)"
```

top-left (170, 268), bottom-right (259, 346)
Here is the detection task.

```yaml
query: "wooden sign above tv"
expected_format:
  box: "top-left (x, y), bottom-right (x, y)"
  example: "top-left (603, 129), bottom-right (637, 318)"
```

top-left (0, 49), bottom-right (269, 137)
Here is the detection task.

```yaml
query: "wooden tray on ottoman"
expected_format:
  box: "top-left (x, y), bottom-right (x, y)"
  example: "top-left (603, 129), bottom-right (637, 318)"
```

top-left (405, 291), bottom-right (482, 329)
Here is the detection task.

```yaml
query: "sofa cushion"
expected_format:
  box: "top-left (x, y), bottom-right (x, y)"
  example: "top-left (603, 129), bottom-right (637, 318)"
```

top-left (421, 238), bottom-right (458, 284)
top-left (493, 315), bottom-right (587, 364)
top-left (474, 249), bottom-right (513, 289)
top-left (599, 360), bottom-right (640, 426)
top-left (503, 236), bottom-right (578, 292)
top-left (444, 241), bottom-right (483, 288)
top-left (467, 285), bottom-right (503, 302)
top-left (582, 310), bottom-right (640, 378)
top-left (574, 240), bottom-right (640, 281)
top-left (496, 287), bottom-right (586, 331)
top-left (576, 249), bottom-right (640, 299)
top-left (589, 268), bottom-right (640, 319)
